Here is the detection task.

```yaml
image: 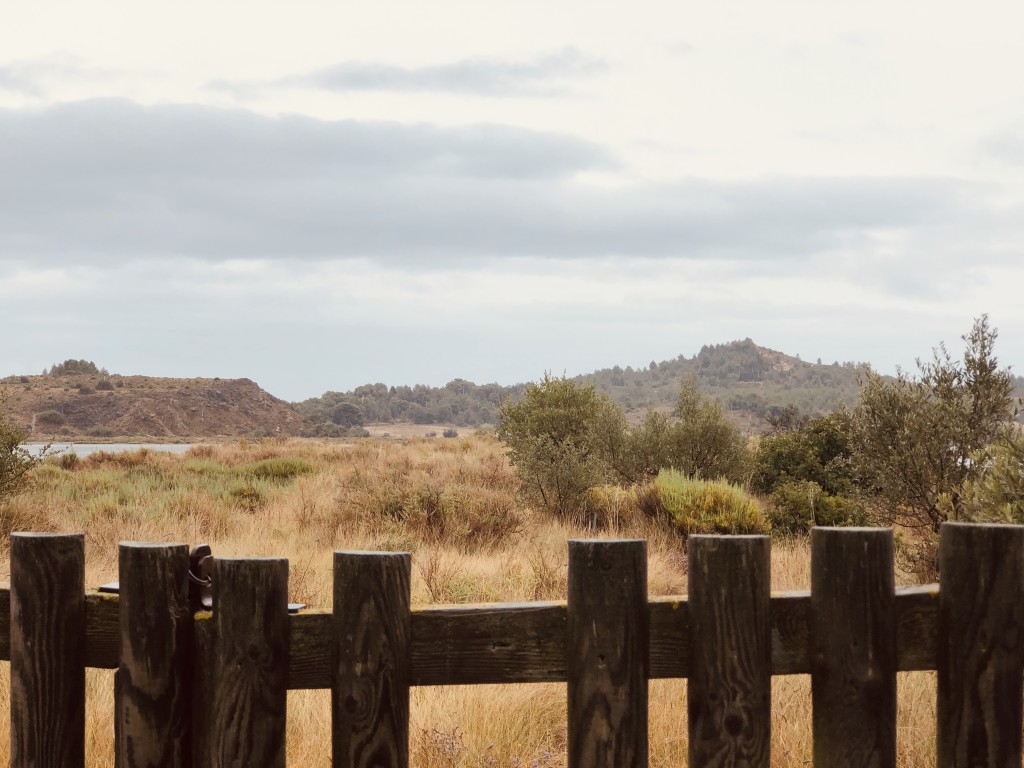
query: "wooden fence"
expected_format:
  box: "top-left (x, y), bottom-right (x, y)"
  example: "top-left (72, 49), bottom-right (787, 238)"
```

top-left (0, 522), bottom-right (1022, 767)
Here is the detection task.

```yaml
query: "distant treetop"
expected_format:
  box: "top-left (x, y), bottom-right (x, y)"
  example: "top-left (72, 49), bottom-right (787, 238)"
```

top-left (44, 359), bottom-right (109, 376)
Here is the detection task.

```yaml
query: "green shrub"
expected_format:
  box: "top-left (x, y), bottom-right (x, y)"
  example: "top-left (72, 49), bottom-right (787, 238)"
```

top-left (442, 428), bottom-right (459, 438)
top-left (95, 379), bottom-right (115, 391)
top-left (2, 396), bottom-right (40, 505)
top-left (653, 469), bottom-right (768, 535)
top-left (244, 457), bottom-right (313, 482)
top-left (229, 484), bottom-right (266, 511)
top-left (767, 480), bottom-right (869, 535)
top-left (36, 410), bottom-right (66, 427)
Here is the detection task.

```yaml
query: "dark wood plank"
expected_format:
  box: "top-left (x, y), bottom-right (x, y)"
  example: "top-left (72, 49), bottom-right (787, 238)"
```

top-left (567, 540), bottom-right (648, 768)
top-left (86, 591), bottom-right (120, 668)
top-left (937, 522), bottom-right (1024, 768)
top-left (811, 527), bottom-right (896, 768)
top-left (9, 532), bottom-right (86, 768)
top-left (191, 612), bottom-right (214, 768)
top-left (688, 535), bottom-right (771, 768)
top-left (333, 551), bottom-right (411, 768)
top-left (116, 542), bottom-right (192, 768)
top-left (0, 580), bottom-right (949, 685)
top-left (895, 584), bottom-right (938, 671)
top-left (208, 558), bottom-right (289, 768)
top-left (410, 601), bottom-right (567, 685)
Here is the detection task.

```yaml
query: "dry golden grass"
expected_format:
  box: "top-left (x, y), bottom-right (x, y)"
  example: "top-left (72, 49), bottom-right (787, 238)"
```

top-left (0, 435), bottom-right (938, 766)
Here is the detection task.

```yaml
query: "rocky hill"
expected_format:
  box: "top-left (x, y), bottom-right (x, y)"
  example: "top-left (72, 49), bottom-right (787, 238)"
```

top-left (2, 373), bottom-right (312, 440)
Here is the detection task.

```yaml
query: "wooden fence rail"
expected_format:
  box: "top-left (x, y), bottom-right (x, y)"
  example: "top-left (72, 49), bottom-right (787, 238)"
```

top-left (1, 522), bottom-right (1022, 767)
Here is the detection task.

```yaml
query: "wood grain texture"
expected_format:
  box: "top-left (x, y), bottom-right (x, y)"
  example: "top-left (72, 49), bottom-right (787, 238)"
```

top-left (0, 584), bottom-right (943, 685)
top-left (190, 613), bottom-right (214, 768)
top-left (937, 522), bottom-right (1024, 768)
top-left (567, 540), bottom-right (648, 768)
top-left (811, 528), bottom-right (896, 768)
top-left (688, 535), bottom-right (771, 768)
top-left (116, 543), bottom-right (191, 768)
top-left (333, 551), bottom-right (412, 768)
top-left (9, 532), bottom-right (86, 768)
top-left (209, 558), bottom-right (289, 768)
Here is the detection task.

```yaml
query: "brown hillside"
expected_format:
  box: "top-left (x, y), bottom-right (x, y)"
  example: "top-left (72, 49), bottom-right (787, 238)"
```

top-left (1, 374), bottom-right (313, 440)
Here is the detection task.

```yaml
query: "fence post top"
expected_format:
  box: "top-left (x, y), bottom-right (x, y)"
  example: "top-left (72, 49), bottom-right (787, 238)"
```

top-left (334, 550), bottom-right (412, 558)
top-left (811, 527), bottom-right (892, 539)
top-left (688, 534), bottom-right (769, 543)
top-left (567, 538), bottom-right (646, 546)
top-left (11, 531), bottom-right (84, 540)
top-left (940, 521), bottom-right (1024, 532)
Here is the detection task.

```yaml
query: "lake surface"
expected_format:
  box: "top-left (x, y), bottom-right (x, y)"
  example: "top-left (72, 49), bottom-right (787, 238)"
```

top-left (22, 443), bottom-right (198, 458)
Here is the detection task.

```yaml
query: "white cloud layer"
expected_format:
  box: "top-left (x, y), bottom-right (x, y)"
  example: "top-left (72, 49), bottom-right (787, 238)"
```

top-left (1, 0), bottom-right (1023, 399)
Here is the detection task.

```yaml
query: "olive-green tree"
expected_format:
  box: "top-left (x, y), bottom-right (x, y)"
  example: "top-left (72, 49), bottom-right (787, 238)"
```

top-left (621, 378), bottom-right (749, 483)
top-left (961, 436), bottom-right (1024, 523)
top-left (1, 394), bottom-right (37, 506)
top-left (498, 374), bottom-right (626, 517)
top-left (852, 316), bottom-right (1017, 533)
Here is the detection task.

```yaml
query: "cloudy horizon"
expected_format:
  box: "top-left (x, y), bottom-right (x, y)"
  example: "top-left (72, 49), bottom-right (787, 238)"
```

top-left (2, 1), bottom-right (1023, 401)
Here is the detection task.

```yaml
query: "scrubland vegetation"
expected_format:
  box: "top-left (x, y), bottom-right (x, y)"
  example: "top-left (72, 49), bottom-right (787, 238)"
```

top-left (0, 435), bottom-right (940, 767)
top-left (0, 317), bottom-right (1020, 765)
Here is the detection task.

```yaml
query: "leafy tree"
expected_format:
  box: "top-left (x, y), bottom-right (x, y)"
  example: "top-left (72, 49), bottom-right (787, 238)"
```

top-left (620, 378), bottom-right (749, 483)
top-left (852, 316), bottom-right (1017, 533)
top-left (498, 374), bottom-right (626, 517)
top-left (329, 401), bottom-right (364, 428)
top-left (961, 436), bottom-right (1024, 523)
top-left (671, 378), bottom-right (749, 481)
top-left (1, 394), bottom-right (38, 506)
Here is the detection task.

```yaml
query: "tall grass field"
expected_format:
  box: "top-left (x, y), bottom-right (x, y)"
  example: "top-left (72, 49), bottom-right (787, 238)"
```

top-left (0, 436), bottom-right (937, 766)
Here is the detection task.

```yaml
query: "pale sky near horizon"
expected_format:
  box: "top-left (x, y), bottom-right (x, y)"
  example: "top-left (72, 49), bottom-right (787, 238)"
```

top-left (2, 1), bottom-right (1023, 400)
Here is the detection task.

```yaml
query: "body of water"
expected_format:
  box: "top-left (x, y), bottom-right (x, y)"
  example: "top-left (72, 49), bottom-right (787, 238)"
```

top-left (21, 442), bottom-right (198, 458)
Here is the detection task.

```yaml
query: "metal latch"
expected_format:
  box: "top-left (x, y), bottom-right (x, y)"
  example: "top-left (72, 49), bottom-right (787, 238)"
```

top-left (99, 544), bottom-right (305, 613)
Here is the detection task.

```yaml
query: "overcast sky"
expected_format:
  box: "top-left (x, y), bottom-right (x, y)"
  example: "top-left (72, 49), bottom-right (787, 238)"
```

top-left (2, 1), bottom-right (1023, 401)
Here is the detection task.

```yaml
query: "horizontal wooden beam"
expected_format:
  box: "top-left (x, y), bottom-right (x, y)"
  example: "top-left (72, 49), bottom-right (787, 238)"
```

top-left (0, 584), bottom-right (939, 688)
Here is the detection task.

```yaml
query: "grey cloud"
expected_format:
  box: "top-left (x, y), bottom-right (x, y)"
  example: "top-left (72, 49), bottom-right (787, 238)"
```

top-left (0, 100), bottom-right (1009, 270)
top-left (211, 48), bottom-right (606, 98)
top-left (984, 124), bottom-right (1024, 165)
top-left (0, 53), bottom-right (106, 97)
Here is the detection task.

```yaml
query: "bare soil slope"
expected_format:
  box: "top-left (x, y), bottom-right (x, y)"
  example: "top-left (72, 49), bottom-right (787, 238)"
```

top-left (2, 374), bottom-right (312, 440)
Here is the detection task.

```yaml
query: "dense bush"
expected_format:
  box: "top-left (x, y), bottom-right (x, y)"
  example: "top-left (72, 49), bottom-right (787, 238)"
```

top-left (767, 480), bottom-right (869, 534)
top-left (752, 410), bottom-right (865, 533)
top-left (35, 409), bottom-right (66, 428)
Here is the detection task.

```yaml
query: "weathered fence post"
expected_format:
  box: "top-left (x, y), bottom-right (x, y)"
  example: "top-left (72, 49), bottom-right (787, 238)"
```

top-left (208, 558), bottom-right (289, 768)
top-left (811, 527), bottom-right (896, 768)
top-left (116, 542), bottom-right (192, 768)
top-left (9, 532), bottom-right (86, 768)
top-left (688, 534), bottom-right (771, 768)
top-left (566, 539), bottom-right (648, 768)
top-left (937, 522), bottom-right (1024, 768)
top-left (332, 551), bottom-right (412, 768)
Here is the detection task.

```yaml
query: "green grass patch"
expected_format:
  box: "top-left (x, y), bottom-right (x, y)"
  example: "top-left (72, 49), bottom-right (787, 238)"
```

top-left (654, 469), bottom-right (768, 536)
